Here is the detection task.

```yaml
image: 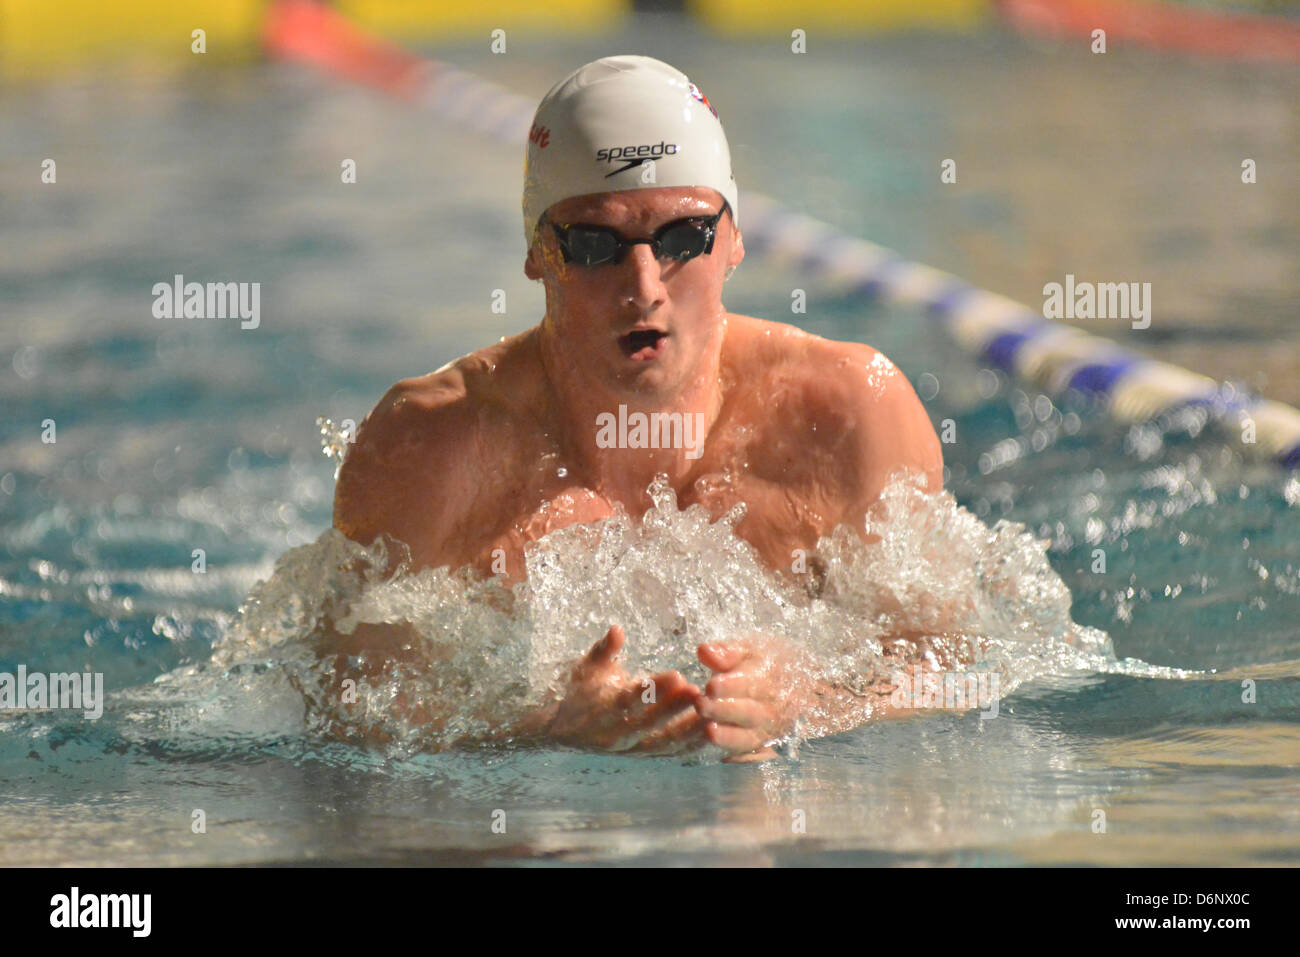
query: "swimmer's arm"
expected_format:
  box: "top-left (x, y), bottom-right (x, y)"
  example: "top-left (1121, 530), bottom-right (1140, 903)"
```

top-left (846, 357), bottom-right (992, 657)
top-left (324, 377), bottom-right (477, 673)
top-left (804, 675), bottom-right (914, 734)
top-left (326, 402), bottom-right (436, 663)
top-left (830, 345), bottom-right (961, 643)
top-left (332, 382), bottom-right (419, 563)
top-left (842, 344), bottom-right (944, 509)
top-left (332, 373), bottom-right (476, 574)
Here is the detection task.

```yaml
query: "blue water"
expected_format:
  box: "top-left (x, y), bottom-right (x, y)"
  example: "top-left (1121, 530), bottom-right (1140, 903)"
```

top-left (2, 21), bottom-right (1298, 865)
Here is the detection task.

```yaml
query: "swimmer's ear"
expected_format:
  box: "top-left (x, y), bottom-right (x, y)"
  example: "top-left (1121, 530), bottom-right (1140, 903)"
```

top-left (725, 219), bottom-right (744, 274)
top-left (524, 241), bottom-right (542, 280)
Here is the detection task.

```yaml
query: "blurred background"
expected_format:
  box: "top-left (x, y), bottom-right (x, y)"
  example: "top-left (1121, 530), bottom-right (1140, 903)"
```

top-left (1, 0), bottom-right (1298, 865)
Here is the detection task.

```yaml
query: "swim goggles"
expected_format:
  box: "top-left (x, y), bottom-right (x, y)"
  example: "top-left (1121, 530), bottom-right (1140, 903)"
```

top-left (543, 200), bottom-right (730, 267)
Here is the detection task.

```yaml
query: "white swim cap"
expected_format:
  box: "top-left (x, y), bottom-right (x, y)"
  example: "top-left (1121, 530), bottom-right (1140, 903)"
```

top-left (522, 55), bottom-right (740, 249)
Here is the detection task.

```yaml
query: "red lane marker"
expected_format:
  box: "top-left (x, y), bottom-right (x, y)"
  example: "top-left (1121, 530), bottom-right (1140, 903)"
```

top-left (998, 0), bottom-right (1300, 63)
top-left (261, 0), bottom-right (433, 98)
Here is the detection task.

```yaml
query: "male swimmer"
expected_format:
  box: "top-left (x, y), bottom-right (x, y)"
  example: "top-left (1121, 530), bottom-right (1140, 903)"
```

top-left (331, 55), bottom-right (943, 761)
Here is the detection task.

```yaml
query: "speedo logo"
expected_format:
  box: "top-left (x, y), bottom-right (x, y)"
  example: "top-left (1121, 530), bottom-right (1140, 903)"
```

top-left (596, 141), bottom-right (678, 177)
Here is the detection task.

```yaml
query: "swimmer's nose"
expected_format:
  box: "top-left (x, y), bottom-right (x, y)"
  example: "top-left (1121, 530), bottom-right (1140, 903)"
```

top-left (620, 243), bottom-right (668, 312)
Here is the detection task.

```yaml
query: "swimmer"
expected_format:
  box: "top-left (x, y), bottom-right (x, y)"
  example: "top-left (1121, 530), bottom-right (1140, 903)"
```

top-left (330, 55), bottom-right (943, 761)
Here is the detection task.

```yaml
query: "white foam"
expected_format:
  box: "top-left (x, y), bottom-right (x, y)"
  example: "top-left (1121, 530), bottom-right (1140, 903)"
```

top-left (191, 471), bottom-right (1150, 755)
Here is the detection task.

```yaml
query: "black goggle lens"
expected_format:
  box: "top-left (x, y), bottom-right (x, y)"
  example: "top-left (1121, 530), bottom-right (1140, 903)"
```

top-left (565, 229), bottom-right (619, 265)
top-left (550, 203), bottom-right (727, 266)
top-left (657, 222), bottom-right (710, 260)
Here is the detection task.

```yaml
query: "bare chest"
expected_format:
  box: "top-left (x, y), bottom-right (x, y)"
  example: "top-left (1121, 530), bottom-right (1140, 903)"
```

top-left (463, 463), bottom-right (837, 582)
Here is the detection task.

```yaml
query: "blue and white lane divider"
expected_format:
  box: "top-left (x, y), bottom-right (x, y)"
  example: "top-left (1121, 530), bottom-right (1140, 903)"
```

top-left (287, 43), bottom-right (1300, 468)
top-left (739, 193), bottom-right (1300, 467)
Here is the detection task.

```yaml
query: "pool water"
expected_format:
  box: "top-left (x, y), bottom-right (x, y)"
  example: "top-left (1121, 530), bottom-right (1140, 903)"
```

top-left (2, 19), bottom-right (1298, 865)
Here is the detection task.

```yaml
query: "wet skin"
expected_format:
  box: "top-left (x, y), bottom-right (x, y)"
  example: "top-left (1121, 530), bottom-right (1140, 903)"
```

top-left (332, 186), bottom-right (944, 760)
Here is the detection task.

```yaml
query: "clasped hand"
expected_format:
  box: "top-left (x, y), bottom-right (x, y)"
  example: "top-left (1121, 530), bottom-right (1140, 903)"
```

top-left (543, 625), bottom-right (811, 762)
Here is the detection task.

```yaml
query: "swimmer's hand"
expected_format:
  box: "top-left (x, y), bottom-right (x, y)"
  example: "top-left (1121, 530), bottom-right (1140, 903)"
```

top-left (535, 625), bottom-right (707, 754)
top-left (695, 638), bottom-right (815, 763)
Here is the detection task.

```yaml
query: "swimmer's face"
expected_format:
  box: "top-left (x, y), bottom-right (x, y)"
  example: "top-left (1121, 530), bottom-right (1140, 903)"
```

top-left (525, 186), bottom-right (743, 397)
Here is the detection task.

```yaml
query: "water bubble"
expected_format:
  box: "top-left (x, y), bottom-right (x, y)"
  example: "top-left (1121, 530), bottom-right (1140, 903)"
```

top-left (12, 346), bottom-right (39, 380)
top-left (1285, 478), bottom-right (1300, 508)
top-left (316, 417), bottom-right (354, 477)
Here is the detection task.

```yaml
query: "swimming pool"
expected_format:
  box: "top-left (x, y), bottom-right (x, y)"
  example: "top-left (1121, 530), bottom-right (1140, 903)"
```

top-left (2, 18), bottom-right (1298, 865)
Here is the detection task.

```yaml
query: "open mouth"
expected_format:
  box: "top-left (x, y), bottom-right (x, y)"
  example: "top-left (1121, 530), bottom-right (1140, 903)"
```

top-left (618, 328), bottom-right (669, 362)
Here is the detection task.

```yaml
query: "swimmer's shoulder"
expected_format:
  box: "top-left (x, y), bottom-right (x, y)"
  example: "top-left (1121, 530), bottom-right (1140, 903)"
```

top-left (353, 330), bottom-right (538, 449)
top-left (724, 313), bottom-right (905, 401)
top-left (725, 313), bottom-right (943, 491)
top-left (332, 332), bottom-right (539, 547)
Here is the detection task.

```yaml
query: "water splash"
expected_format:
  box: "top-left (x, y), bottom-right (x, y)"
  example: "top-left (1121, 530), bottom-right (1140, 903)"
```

top-left (174, 470), bottom-right (1195, 758)
top-left (316, 416), bottom-right (354, 479)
